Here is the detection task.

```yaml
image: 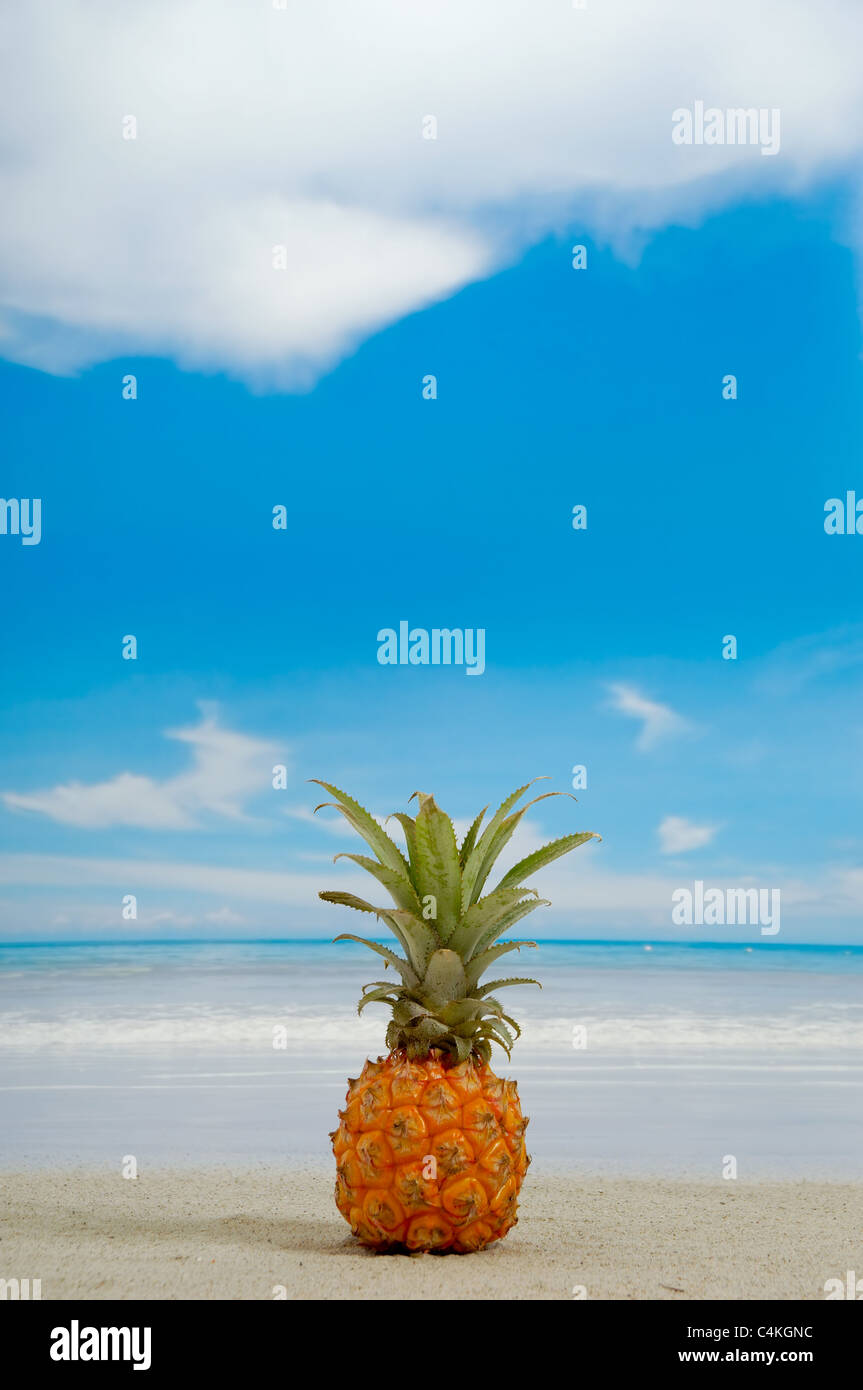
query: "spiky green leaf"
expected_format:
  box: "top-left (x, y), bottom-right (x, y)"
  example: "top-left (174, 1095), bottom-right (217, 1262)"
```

top-left (458, 805), bottom-right (487, 869)
top-left (385, 812), bottom-right (417, 876)
top-left (494, 830), bottom-right (599, 893)
top-left (451, 1034), bottom-right (473, 1062)
top-left (357, 986), bottom-right (401, 1015)
top-left (406, 1016), bottom-right (450, 1041)
top-left (435, 998), bottom-right (496, 1026)
top-left (332, 853), bottom-right (422, 915)
top-left (467, 791), bottom-right (575, 906)
top-left (384, 910), bottom-right (440, 974)
top-left (311, 781), bottom-right (409, 875)
top-left (393, 999), bottom-right (432, 1023)
top-left (449, 885), bottom-right (540, 956)
top-left (466, 896), bottom-right (549, 962)
top-left (460, 779), bottom-right (546, 907)
top-left (332, 933), bottom-right (418, 987)
top-left (320, 891), bottom-right (429, 974)
top-left (410, 794), bottom-right (462, 941)
top-left (319, 889), bottom-right (379, 914)
top-left (421, 948), bottom-right (468, 1003)
top-left (465, 939), bottom-right (537, 990)
top-left (476, 1018), bottom-right (515, 1056)
top-left (473, 976), bottom-right (541, 997)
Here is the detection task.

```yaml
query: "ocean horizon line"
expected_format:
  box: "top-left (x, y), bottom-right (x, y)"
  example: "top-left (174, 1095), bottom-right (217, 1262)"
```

top-left (1, 937), bottom-right (862, 952)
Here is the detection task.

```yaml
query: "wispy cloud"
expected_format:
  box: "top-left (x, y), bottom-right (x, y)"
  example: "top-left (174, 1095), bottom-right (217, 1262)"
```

top-left (0, 853), bottom-right (364, 906)
top-left (284, 805), bottom-right (350, 835)
top-left (606, 682), bottom-right (691, 751)
top-left (3, 3), bottom-right (863, 386)
top-left (2, 842), bottom-right (861, 936)
top-left (2, 706), bottom-right (280, 829)
top-left (658, 815), bottom-right (719, 855)
top-left (757, 626), bottom-right (863, 696)
top-left (285, 802), bottom-right (407, 851)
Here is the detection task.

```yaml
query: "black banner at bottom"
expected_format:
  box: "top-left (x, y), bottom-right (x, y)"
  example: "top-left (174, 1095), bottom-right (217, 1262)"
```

top-left (9, 1298), bottom-right (859, 1374)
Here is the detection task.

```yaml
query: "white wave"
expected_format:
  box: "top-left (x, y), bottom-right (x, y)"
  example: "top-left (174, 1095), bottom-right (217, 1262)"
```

top-left (0, 1008), bottom-right (376, 1050)
top-left (0, 1009), bottom-right (862, 1052)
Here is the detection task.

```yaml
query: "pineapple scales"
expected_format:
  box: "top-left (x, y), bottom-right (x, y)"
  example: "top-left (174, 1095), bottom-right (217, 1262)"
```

top-left (317, 779), bottom-right (598, 1252)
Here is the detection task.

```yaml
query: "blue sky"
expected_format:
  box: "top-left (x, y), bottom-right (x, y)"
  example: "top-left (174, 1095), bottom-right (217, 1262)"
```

top-left (2, 183), bottom-right (862, 943)
top-left (2, 1), bottom-right (863, 943)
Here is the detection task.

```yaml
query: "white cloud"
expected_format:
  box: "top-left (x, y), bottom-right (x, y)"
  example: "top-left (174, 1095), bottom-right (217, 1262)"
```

top-left (757, 625), bottom-right (863, 695)
top-left (2, 823), bottom-right (863, 940)
top-left (658, 815), bottom-right (719, 855)
top-left (285, 804), bottom-right (359, 836)
top-left (286, 802), bottom-right (413, 856)
top-left (0, 852), bottom-right (366, 906)
top-left (3, 842), bottom-right (861, 927)
top-left (494, 830), bottom-right (863, 928)
top-left (204, 906), bottom-right (246, 926)
top-left (138, 906), bottom-right (246, 928)
top-left (1, 1), bottom-right (862, 387)
top-left (606, 682), bottom-right (691, 751)
top-left (2, 706), bottom-right (280, 829)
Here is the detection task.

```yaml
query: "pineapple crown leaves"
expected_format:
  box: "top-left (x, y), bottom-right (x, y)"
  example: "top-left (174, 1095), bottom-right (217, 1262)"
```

top-left (313, 779), bottom-right (599, 1061)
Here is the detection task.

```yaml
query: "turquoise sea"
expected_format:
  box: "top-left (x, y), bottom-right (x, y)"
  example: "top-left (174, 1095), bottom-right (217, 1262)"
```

top-left (1, 940), bottom-right (861, 1175)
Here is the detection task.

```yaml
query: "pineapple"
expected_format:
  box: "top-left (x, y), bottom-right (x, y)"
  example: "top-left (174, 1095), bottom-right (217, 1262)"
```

top-left (316, 778), bottom-right (598, 1253)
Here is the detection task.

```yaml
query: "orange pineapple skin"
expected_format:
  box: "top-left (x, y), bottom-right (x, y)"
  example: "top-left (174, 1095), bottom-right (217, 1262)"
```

top-left (330, 1050), bottom-right (530, 1253)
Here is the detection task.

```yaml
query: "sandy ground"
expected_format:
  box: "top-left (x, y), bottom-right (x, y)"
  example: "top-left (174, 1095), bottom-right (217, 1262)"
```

top-left (2, 1168), bottom-right (860, 1300)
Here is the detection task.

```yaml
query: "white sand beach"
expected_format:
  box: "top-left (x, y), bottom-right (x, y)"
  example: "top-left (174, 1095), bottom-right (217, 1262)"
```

top-left (3, 1168), bottom-right (861, 1301)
